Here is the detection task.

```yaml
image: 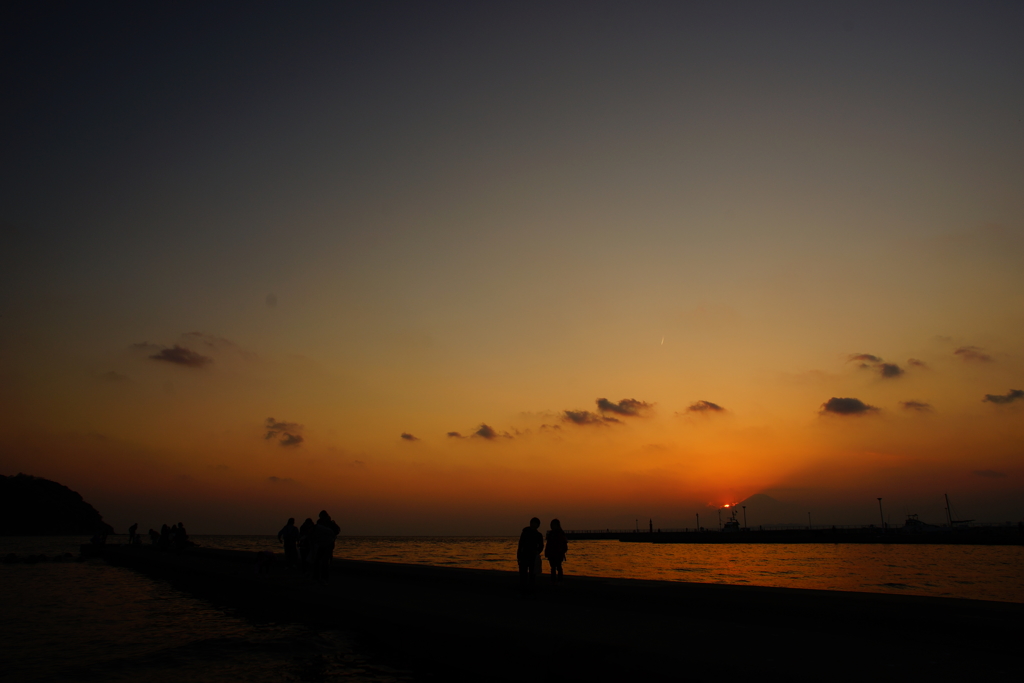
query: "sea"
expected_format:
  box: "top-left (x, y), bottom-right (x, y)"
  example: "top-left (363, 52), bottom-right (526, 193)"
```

top-left (3, 535), bottom-right (1023, 682)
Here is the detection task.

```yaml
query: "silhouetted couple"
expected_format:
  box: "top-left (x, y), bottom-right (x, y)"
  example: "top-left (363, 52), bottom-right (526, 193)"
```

top-left (517, 517), bottom-right (568, 589)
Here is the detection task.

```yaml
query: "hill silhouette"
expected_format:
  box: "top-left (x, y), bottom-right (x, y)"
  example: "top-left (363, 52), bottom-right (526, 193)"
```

top-left (0, 473), bottom-right (114, 535)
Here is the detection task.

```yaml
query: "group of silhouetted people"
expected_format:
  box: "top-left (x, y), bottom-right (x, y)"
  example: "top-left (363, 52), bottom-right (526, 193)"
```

top-left (271, 513), bottom-right (571, 588)
top-left (277, 511), bottom-right (339, 582)
top-left (518, 517), bottom-right (568, 590)
top-left (147, 522), bottom-right (189, 550)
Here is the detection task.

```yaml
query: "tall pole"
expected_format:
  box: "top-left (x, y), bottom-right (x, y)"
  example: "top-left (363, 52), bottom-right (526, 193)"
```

top-left (877, 498), bottom-right (884, 532)
top-left (718, 508), bottom-right (722, 530)
top-left (696, 513), bottom-right (699, 531)
top-left (742, 505), bottom-right (747, 529)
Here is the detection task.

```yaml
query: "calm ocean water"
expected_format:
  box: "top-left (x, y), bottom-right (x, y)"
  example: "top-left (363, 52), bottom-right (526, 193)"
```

top-left (192, 534), bottom-right (1024, 602)
top-left (3, 535), bottom-right (1023, 681)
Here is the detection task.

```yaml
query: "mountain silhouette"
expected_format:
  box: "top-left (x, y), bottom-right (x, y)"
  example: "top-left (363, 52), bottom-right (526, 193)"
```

top-left (0, 473), bottom-right (114, 535)
top-left (735, 493), bottom-right (809, 526)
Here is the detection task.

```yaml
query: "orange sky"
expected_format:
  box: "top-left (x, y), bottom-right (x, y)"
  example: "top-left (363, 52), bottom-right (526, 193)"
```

top-left (2, 3), bottom-right (1023, 533)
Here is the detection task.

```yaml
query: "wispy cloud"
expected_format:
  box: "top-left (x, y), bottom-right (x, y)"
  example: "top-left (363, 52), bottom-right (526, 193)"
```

top-left (972, 469), bottom-right (1007, 478)
top-left (596, 398), bottom-right (652, 417)
top-left (686, 400), bottom-right (725, 413)
top-left (265, 418), bottom-right (301, 435)
top-left (563, 410), bottom-right (618, 426)
top-left (900, 400), bottom-right (932, 412)
top-left (133, 334), bottom-right (252, 367)
top-left (182, 331), bottom-right (255, 360)
top-left (446, 431), bottom-right (464, 439)
top-left (268, 476), bottom-right (298, 484)
top-left (982, 389), bottom-right (1024, 405)
top-left (474, 423), bottom-right (512, 440)
top-left (955, 346), bottom-right (992, 362)
top-left (848, 353), bottom-right (903, 379)
top-left (279, 433), bottom-right (304, 446)
top-left (820, 397), bottom-right (879, 415)
top-left (150, 345), bottom-right (211, 368)
top-left (400, 432), bottom-right (419, 441)
top-left (265, 417), bottom-right (304, 446)
top-left (878, 363), bottom-right (904, 378)
top-left (907, 358), bottom-right (928, 368)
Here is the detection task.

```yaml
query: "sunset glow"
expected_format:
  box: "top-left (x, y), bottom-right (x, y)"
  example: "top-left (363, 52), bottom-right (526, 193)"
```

top-left (3, 3), bottom-right (1023, 534)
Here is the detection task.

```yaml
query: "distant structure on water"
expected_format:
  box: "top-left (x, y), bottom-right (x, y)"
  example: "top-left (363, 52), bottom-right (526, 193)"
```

top-left (566, 494), bottom-right (1023, 545)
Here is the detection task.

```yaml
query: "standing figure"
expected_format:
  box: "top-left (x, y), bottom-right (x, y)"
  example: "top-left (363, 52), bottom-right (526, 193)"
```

top-left (544, 518), bottom-right (568, 582)
top-left (297, 518), bottom-right (315, 572)
top-left (310, 510), bottom-right (340, 582)
top-left (516, 517), bottom-right (544, 590)
top-left (128, 522), bottom-right (138, 545)
top-left (174, 522), bottom-right (189, 549)
top-left (277, 517), bottom-right (299, 569)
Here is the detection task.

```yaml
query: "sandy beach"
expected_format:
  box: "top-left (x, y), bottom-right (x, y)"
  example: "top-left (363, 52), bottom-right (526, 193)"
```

top-left (88, 544), bottom-right (1020, 681)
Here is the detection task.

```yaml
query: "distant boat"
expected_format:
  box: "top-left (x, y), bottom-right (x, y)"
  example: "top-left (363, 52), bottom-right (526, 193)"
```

top-left (901, 514), bottom-right (942, 533)
top-left (722, 509), bottom-right (741, 532)
top-left (944, 493), bottom-right (974, 527)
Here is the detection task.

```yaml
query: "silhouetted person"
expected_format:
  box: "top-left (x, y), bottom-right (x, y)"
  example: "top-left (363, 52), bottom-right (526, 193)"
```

top-left (544, 518), bottom-right (568, 582)
top-left (148, 528), bottom-right (159, 545)
top-left (517, 517), bottom-right (544, 590)
top-left (174, 522), bottom-right (189, 549)
top-left (159, 524), bottom-right (170, 549)
top-left (128, 523), bottom-right (138, 545)
top-left (298, 518), bottom-right (315, 571)
top-left (278, 517), bottom-right (299, 569)
top-left (310, 510), bottom-right (340, 582)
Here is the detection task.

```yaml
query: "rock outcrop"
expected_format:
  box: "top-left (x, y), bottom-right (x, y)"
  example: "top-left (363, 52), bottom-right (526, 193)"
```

top-left (0, 473), bottom-right (114, 535)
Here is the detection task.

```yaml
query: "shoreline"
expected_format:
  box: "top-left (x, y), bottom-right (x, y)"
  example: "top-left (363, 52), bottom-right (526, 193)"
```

top-left (85, 543), bottom-right (1019, 680)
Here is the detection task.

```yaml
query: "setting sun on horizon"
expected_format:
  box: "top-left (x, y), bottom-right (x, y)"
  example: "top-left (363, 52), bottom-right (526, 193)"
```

top-left (3, 3), bottom-right (1023, 535)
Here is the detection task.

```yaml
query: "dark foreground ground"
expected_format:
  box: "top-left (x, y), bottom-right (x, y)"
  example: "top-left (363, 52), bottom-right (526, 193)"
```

top-left (88, 544), bottom-right (1020, 682)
